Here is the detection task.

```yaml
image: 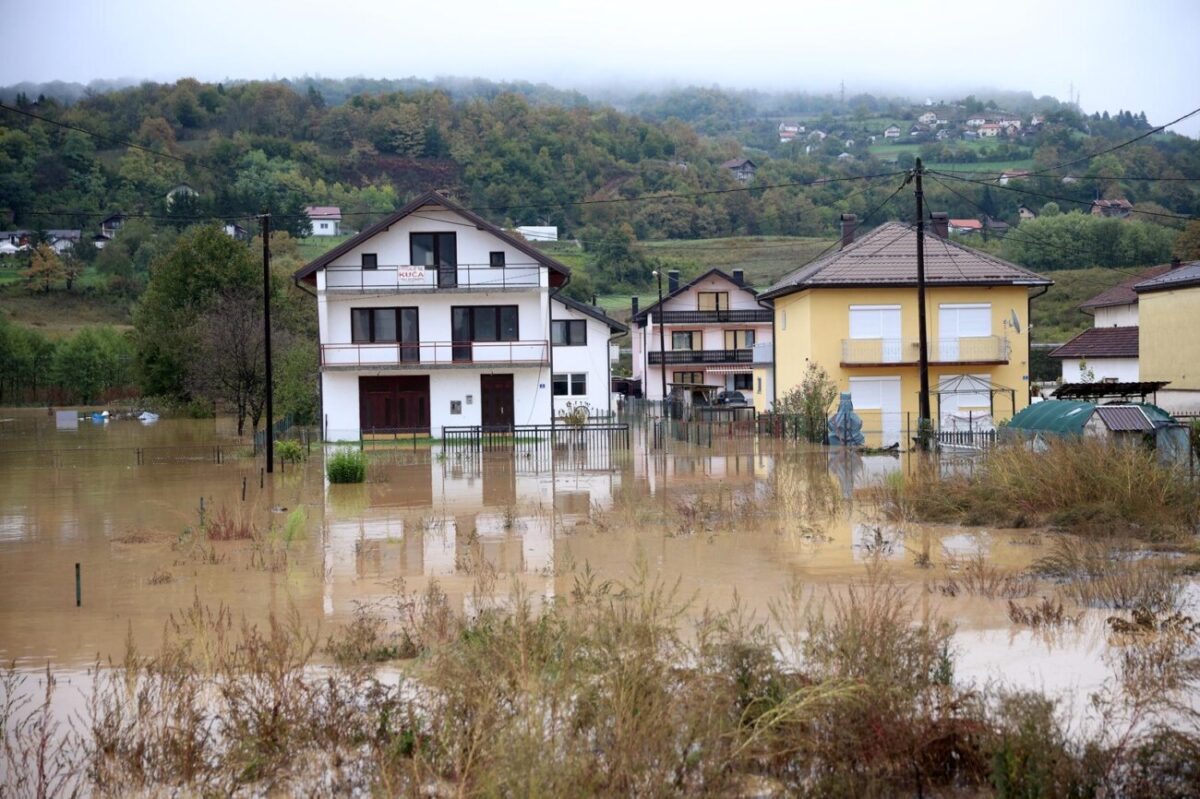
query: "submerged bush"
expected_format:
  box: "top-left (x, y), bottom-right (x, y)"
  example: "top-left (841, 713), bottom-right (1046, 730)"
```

top-left (326, 447), bottom-right (366, 483)
top-left (274, 438), bottom-right (303, 464)
top-left (874, 438), bottom-right (1200, 539)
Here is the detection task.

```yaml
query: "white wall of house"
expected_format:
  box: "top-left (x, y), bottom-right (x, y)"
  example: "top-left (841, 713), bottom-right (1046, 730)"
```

top-left (1060, 357), bottom-right (1139, 383)
top-left (630, 273), bottom-right (771, 401)
top-left (311, 219), bottom-right (340, 236)
top-left (1093, 303), bottom-right (1138, 327)
top-left (313, 202), bottom-right (563, 439)
top-left (550, 301), bottom-right (618, 418)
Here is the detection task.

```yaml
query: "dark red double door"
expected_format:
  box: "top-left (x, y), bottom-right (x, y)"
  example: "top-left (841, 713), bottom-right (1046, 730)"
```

top-left (359, 376), bottom-right (430, 433)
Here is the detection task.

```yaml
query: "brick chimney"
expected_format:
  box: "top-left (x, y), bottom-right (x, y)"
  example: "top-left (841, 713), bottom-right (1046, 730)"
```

top-left (732, 269), bottom-right (745, 286)
top-left (668, 270), bottom-right (680, 293)
top-left (930, 211), bottom-right (949, 239)
top-left (839, 213), bottom-right (857, 248)
top-left (631, 296), bottom-right (639, 316)
top-left (1171, 256), bottom-right (1182, 270)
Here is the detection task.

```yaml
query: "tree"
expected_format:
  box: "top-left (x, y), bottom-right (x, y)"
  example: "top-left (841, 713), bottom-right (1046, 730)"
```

top-left (774, 361), bottom-right (838, 443)
top-left (134, 225), bottom-right (259, 397)
top-left (21, 243), bottom-right (64, 293)
top-left (1173, 220), bottom-right (1200, 261)
top-left (186, 292), bottom-right (268, 435)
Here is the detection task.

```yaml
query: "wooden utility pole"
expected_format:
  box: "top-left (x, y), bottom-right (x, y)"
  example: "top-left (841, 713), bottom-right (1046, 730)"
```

top-left (914, 158), bottom-right (932, 450)
top-left (261, 211), bottom-right (274, 474)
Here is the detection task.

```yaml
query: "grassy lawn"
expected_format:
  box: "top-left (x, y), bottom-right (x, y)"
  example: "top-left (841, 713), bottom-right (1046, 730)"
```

top-left (297, 234), bottom-right (354, 263)
top-left (1030, 266), bottom-right (1130, 344)
top-left (0, 285), bottom-right (133, 337)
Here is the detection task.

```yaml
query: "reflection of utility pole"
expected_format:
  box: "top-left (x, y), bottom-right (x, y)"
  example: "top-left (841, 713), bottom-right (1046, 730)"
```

top-left (652, 270), bottom-right (667, 418)
top-left (260, 211), bottom-right (274, 474)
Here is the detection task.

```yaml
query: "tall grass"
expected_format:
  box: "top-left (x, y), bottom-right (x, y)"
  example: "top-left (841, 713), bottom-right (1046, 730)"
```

top-left (874, 439), bottom-right (1199, 540)
top-left (326, 447), bottom-right (366, 483)
top-left (3, 568), bottom-right (1198, 796)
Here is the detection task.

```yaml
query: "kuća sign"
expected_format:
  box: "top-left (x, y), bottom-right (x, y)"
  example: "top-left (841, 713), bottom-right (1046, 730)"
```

top-left (396, 266), bottom-right (426, 283)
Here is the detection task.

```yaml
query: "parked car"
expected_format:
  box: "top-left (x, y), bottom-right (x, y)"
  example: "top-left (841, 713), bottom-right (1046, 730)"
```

top-left (714, 390), bottom-right (748, 406)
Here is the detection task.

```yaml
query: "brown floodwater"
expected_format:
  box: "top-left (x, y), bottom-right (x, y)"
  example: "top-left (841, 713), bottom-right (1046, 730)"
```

top-left (0, 407), bottom-right (1189, 722)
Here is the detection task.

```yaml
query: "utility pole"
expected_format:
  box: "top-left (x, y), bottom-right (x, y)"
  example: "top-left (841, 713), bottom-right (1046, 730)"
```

top-left (913, 158), bottom-right (932, 450)
top-left (260, 211), bottom-right (274, 474)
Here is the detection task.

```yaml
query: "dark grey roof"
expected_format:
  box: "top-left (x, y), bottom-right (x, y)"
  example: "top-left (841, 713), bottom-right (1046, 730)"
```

top-left (294, 190), bottom-right (570, 283)
top-left (554, 293), bottom-right (628, 334)
top-left (761, 222), bottom-right (1052, 299)
top-left (1132, 262), bottom-right (1200, 294)
top-left (1094, 405), bottom-right (1153, 432)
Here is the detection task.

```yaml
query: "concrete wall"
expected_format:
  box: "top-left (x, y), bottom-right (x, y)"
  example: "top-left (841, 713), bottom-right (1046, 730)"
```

top-left (770, 285), bottom-right (1034, 422)
top-left (1093, 303), bottom-right (1138, 327)
top-left (1139, 285), bottom-right (1200, 391)
top-left (550, 301), bottom-right (617, 418)
top-left (1060, 357), bottom-right (1139, 383)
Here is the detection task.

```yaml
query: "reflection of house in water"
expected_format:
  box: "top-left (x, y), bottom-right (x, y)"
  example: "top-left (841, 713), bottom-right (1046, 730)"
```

top-left (322, 448), bottom-right (621, 617)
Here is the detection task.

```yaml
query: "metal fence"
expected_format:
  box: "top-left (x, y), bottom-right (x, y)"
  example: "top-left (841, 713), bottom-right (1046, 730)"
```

top-left (442, 423), bottom-right (631, 452)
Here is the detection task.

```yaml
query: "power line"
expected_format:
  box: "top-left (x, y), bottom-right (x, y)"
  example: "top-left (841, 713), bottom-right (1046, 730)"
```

top-left (0, 101), bottom-right (224, 177)
top-left (1024, 104), bottom-right (1200, 177)
top-left (929, 170), bottom-right (1198, 222)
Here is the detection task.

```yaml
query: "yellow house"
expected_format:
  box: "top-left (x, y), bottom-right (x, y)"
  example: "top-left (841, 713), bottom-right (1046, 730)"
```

top-left (1133, 262), bottom-right (1200, 414)
top-left (755, 214), bottom-right (1052, 446)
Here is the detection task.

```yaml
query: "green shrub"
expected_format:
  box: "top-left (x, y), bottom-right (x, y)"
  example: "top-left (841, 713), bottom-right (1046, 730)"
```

top-left (326, 447), bottom-right (366, 483)
top-left (275, 439), bottom-right (303, 464)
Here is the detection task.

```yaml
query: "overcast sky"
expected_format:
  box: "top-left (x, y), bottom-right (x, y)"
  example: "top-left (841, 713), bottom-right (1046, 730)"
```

top-left (3, 0), bottom-right (1198, 135)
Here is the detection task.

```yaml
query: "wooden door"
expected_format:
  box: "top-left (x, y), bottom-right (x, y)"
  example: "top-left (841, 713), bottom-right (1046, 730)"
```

top-left (480, 374), bottom-right (514, 430)
top-left (359, 376), bottom-right (430, 433)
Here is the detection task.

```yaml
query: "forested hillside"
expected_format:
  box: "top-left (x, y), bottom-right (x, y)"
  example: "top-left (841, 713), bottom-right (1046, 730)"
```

top-left (1, 77), bottom-right (1198, 410)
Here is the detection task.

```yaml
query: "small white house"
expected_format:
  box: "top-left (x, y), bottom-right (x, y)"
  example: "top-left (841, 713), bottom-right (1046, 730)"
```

top-left (883, 125), bottom-right (901, 139)
top-left (294, 191), bottom-right (625, 440)
top-left (305, 206), bottom-right (342, 237)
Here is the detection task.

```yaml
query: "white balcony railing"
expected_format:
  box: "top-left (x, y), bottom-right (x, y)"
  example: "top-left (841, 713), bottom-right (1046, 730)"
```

top-left (323, 264), bottom-right (542, 292)
top-left (321, 340), bottom-right (549, 369)
top-left (841, 336), bottom-right (1010, 365)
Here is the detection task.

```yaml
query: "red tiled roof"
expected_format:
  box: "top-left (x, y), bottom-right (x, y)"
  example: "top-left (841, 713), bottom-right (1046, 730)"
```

top-left (761, 222), bottom-right (1051, 298)
top-left (1079, 265), bottom-right (1171, 310)
top-left (304, 205), bottom-right (342, 220)
top-left (1049, 326), bottom-right (1139, 359)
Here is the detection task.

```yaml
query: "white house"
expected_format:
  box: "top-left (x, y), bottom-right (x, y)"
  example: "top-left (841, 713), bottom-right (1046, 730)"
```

top-left (550, 294), bottom-right (627, 418)
top-left (305, 206), bottom-right (342, 237)
top-left (965, 116), bottom-right (988, 127)
top-left (917, 111), bottom-right (938, 125)
top-left (294, 191), bottom-right (624, 440)
top-left (883, 125), bottom-right (901, 139)
top-left (629, 268), bottom-right (773, 402)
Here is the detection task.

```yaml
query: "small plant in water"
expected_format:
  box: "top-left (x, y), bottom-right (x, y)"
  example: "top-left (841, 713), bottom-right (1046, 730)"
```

top-left (326, 447), bottom-right (366, 483)
top-left (275, 438), bottom-right (304, 464)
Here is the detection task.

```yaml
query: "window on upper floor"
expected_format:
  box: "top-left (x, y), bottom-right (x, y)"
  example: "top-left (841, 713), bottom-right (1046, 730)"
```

top-left (361, 253), bottom-right (378, 270)
top-left (351, 307), bottom-right (420, 360)
top-left (489, 251), bottom-right (505, 267)
top-left (410, 232), bottom-right (457, 267)
top-left (672, 331), bottom-right (699, 350)
top-left (724, 330), bottom-right (755, 349)
top-left (552, 320), bottom-right (587, 346)
top-left (451, 306), bottom-right (519, 342)
top-left (697, 291), bottom-right (729, 311)
top-left (849, 305), bottom-right (901, 339)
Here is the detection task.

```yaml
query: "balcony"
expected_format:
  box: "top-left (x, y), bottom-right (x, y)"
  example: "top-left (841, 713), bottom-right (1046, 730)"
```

top-left (323, 263), bottom-right (542, 293)
top-left (752, 341), bottom-right (774, 365)
top-left (840, 336), bottom-right (1010, 366)
top-left (321, 340), bottom-right (548, 370)
top-left (652, 309), bottom-right (774, 324)
top-left (648, 349), bottom-right (753, 365)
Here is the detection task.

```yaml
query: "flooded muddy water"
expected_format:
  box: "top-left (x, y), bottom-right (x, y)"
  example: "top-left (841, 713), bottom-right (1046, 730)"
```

top-left (0, 408), bottom-right (1189, 720)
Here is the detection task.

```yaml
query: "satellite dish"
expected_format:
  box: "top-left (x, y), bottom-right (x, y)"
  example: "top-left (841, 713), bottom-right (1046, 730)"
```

top-left (1009, 309), bottom-right (1021, 333)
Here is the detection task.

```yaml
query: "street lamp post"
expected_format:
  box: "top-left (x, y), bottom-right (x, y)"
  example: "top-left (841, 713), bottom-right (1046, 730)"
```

top-left (652, 270), bottom-right (668, 418)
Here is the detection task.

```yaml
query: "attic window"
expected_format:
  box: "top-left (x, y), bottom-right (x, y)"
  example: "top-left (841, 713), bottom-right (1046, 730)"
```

top-left (361, 253), bottom-right (378, 270)
top-left (489, 251), bottom-right (505, 268)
